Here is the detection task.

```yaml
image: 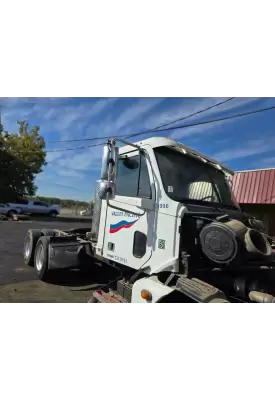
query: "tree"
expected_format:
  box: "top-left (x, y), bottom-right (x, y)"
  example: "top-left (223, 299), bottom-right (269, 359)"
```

top-left (0, 120), bottom-right (47, 202)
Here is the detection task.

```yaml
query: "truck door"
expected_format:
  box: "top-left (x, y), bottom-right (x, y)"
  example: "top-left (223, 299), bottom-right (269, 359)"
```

top-left (103, 149), bottom-right (155, 270)
top-left (30, 201), bottom-right (47, 214)
top-left (32, 201), bottom-right (44, 213)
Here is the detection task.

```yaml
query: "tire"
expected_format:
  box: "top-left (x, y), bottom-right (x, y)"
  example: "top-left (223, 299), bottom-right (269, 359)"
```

top-left (49, 210), bottom-right (58, 218)
top-left (34, 236), bottom-right (50, 281)
top-left (41, 229), bottom-right (56, 237)
top-left (7, 209), bottom-right (18, 218)
top-left (23, 229), bottom-right (42, 267)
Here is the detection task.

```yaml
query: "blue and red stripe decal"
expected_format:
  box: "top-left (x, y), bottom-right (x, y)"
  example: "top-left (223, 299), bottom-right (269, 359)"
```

top-left (109, 219), bottom-right (138, 234)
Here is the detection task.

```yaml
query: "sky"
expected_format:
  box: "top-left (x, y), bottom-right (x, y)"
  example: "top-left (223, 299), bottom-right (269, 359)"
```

top-left (0, 97), bottom-right (275, 201)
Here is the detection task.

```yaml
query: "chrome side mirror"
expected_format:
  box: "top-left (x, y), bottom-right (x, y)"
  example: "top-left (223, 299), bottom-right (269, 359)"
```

top-left (97, 180), bottom-right (116, 200)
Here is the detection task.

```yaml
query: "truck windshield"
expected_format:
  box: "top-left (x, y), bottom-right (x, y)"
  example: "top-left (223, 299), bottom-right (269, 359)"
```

top-left (154, 147), bottom-right (236, 208)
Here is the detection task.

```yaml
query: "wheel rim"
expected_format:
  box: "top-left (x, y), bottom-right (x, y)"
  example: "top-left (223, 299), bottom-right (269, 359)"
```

top-left (24, 237), bottom-right (31, 259)
top-left (36, 244), bottom-right (44, 271)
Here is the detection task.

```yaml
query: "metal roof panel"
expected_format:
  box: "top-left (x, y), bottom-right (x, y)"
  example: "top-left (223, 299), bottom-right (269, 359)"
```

top-left (232, 169), bottom-right (275, 204)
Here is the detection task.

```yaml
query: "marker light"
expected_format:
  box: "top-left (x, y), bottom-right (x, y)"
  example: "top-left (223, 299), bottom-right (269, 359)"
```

top-left (141, 289), bottom-right (152, 301)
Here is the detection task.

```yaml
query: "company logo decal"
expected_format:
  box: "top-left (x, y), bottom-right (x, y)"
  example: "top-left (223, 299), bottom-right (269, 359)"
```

top-left (109, 219), bottom-right (138, 234)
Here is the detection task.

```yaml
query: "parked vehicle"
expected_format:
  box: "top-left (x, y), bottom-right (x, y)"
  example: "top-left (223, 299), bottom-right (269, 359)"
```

top-left (23, 137), bottom-right (275, 303)
top-left (80, 208), bottom-right (93, 216)
top-left (0, 204), bottom-right (7, 215)
top-left (0, 203), bottom-right (21, 216)
top-left (8, 200), bottom-right (60, 217)
top-left (0, 204), bottom-right (8, 215)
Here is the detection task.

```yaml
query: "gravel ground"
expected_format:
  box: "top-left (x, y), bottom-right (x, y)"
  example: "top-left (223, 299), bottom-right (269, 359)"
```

top-left (0, 219), bottom-right (113, 303)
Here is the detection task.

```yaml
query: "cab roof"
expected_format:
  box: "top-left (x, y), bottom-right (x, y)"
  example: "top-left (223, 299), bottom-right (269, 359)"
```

top-left (119, 136), bottom-right (234, 175)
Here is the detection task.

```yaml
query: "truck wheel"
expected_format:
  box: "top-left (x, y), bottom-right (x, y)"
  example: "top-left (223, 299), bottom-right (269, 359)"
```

top-left (41, 229), bottom-right (56, 237)
top-left (7, 209), bottom-right (18, 218)
top-left (34, 236), bottom-right (50, 281)
top-left (23, 229), bottom-right (42, 267)
top-left (49, 210), bottom-right (58, 218)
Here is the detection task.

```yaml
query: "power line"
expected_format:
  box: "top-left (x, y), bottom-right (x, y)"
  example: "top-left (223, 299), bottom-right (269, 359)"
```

top-left (149, 104), bottom-right (275, 134)
top-left (123, 97), bottom-right (236, 141)
top-left (47, 97), bottom-right (236, 144)
top-left (46, 142), bottom-right (104, 152)
top-left (45, 103), bottom-right (275, 153)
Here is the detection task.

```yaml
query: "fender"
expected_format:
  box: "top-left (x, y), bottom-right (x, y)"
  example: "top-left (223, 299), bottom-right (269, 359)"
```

top-left (131, 276), bottom-right (174, 303)
top-left (47, 236), bottom-right (91, 270)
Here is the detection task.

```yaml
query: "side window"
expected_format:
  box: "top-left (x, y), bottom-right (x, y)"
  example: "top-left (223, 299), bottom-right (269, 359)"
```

top-left (15, 199), bottom-right (28, 205)
top-left (116, 155), bottom-right (139, 197)
top-left (116, 154), bottom-right (151, 198)
top-left (33, 201), bottom-right (42, 206)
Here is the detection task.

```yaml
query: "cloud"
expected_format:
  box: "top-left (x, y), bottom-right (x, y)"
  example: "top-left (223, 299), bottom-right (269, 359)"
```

top-left (6, 98), bottom-right (165, 195)
top-left (143, 97), bottom-right (261, 140)
top-left (114, 98), bottom-right (165, 132)
top-left (211, 139), bottom-right (275, 162)
top-left (252, 156), bottom-right (275, 169)
top-left (41, 98), bottom-right (119, 141)
top-left (46, 152), bottom-right (63, 163)
top-left (204, 97), bottom-right (260, 116)
top-left (45, 98), bottom-right (166, 175)
top-left (89, 97), bottom-right (118, 117)
top-left (2, 97), bottom-right (271, 200)
top-left (45, 145), bottom-right (103, 187)
top-left (57, 169), bottom-right (85, 179)
top-left (142, 98), bottom-right (221, 140)
top-left (60, 145), bottom-right (102, 169)
top-left (42, 98), bottom-right (262, 182)
top-left (35, 176), bottom-right (78, 191)
top-left (0, 97), bottom-right (119, 140)
top-left (170, 119), bottom-right (227, 140)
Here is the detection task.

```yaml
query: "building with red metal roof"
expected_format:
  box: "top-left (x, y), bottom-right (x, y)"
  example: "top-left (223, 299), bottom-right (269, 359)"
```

top-left (232, 168), bottom-right (275, 204)
top-left (232, 168), bottom-right (275, 236)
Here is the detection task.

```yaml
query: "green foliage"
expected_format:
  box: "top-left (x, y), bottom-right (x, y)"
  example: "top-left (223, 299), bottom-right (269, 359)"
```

top-left (0, 119), bottom-right (92, 207)
top-left (0, 121), bottom-right (47, 203)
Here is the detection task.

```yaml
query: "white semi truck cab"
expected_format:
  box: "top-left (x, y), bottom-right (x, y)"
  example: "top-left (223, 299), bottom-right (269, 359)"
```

top-left (23, 137), bottom-right (275, 303)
